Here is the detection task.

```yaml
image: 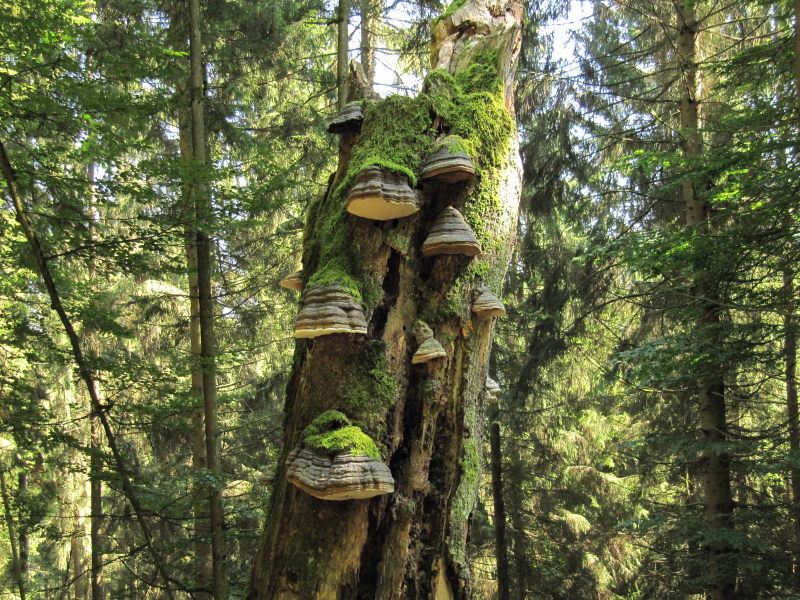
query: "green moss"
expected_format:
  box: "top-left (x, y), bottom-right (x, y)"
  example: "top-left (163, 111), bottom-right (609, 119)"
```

top-left (426, 51), bottom-right (515, 315)
top-left (347, 95), bottom-right (435, 186)
top-left (448, 438), bottom-right (481, 567)
top-left (304, 95), bottom-right (435, 306)
top-left (433, 0), bottom-right (467, 23)
top-left (338, 340), bottom-right (397, 434)
top-left (302, 410), bottom-right (382, 460)
top-left (305, 52), bottom-right (513, 315)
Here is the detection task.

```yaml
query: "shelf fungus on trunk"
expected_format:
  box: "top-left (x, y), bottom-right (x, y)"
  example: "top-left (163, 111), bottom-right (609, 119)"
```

top-left (286, 411), bottom-right (395, 501)
top-left (485, 376), bottom-right (500, 403)
top-left (293, 284), bottom-right (368, 338)
top-left (279, 270), bottom-right (304, 292)
top-left (472, 286), bottom-right (506, 320)
top-left (346, 165), bottom-right (420, 220)
top-left (326, 102), bottom-right (364, 134)
top-left (422, 206), bottom-right (481, 257)
top-left (411, 321), bottom-right (447, 364)
top-left (420, 136), bottom-right (476, 184)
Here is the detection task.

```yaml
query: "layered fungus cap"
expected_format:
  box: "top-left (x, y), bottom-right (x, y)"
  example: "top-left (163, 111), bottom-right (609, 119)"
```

top-left (422, 206), bottom-right (482, 257)
top-left (346, 166), bottom-right (420, 220)
top-left (286, 411), bottom-right (395, 501)
top-left (421, 136), bottom-right (476, 184)
top-left (327, 102), bottom-right (364, 134)
top-left (293, 284), bottom-right (368, 338)
top-left (279, 270), bottom-right (304, 292)
top-left (472, 286), bottom-right (505, 320)
top-left (412, 337), bottom-right (447, 364)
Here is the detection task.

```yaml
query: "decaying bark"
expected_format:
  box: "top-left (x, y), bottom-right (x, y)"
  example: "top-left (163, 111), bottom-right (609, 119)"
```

top-left (247, 2), bottom-right (523, 599)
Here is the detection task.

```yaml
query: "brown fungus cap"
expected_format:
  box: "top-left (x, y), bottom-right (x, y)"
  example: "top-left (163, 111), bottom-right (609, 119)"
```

top-left (278, 270), bottom-right (303, 292)
top-left (346, 166), bottom-right (420, 220)
top-left (412, 337), bottom-right (447, 364)
top-left (293, 284), bottom-right (368, 338)
top-left (285, 448), bottom-right (395, 501)
top-left (421, 137), bottom-right (476, 184)
top-left (422, 206), bottom-right (481, 257)
top-left (472, 287), bottom-right (506, 320)
top-left (326, 102), bottom-right (364, 134)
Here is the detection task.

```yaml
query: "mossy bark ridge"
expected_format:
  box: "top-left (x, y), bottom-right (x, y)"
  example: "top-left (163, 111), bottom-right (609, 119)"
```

top-left (247, 1), bottom-right (522, 598)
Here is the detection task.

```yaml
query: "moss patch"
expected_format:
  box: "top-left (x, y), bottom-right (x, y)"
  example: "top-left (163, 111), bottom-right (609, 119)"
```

top-left (434, 0), bottom-right (467, 23)
top-left (304, 95), bottom-right (435, 307)
top-left (302, 410), bottom-right (381, 460)
top-left (338, 340), bottom-right (398, 435)
top-left (427, 51), bottom-right (515, 315)
top-left (448, 437), bottom-right (481, 568)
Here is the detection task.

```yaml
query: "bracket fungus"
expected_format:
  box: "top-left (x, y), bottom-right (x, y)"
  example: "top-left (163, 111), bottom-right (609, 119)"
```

top-left (485, 376), bottom-right (500, 403)
top-left (422, 206), bottom-right (481, 257)
top-left (471, 286), bottom-right (506, 320)
top-left (411, 322), bottom-right (447, 364)
top-left (326, 102), bottom-right (364, 134)
top-left (293, 284), bottom-right (368, 338)
top-left (346, 166), bottom-right (420, 220)
top-left (286, 411), bottom-right (395, 501)
top-left (420, 136), bottom-right (476, 184)
top-left (279, 270), bottom-right (304, 292)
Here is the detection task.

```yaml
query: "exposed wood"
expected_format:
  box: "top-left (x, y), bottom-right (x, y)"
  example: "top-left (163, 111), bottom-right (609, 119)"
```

top-left (337, 0), bottom-right (350, 111)
top-left (359, 0), bottom-right (376, 84)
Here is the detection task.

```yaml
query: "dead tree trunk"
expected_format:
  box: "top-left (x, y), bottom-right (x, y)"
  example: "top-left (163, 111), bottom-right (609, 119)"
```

top-left (247, 2), bottom-right (522, 599)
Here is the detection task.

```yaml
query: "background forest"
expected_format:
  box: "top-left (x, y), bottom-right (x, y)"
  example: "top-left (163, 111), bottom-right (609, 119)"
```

top-left (1, 0), bottom-right (799, 598)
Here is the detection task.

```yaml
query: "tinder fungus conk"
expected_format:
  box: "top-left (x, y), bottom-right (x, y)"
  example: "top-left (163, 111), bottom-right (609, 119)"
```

top-left (421, 137), bottom-right (476, 184)
top-left (346, 166), bottom-right (420, 220)
top-left (293, 284), bottom-right (368, 338)
top-left (326, 102), bottom-right (364, 134)
top-left (471, 287), bottom-right (506, 320)
top-left (286, 411), bottom-right (395, 500)
top-left (411, 321), bottom-right (447, 364)
top-left (422, 206), bottom-right (481, 257)
top-left (412, 337), bottom-right (447, 364)
top-left (486, 376), bottom-right (501, 403)
top-left (279, 270), bottom-right (303, 291)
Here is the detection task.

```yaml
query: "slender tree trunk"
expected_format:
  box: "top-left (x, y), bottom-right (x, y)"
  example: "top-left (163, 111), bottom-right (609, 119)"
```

top-left (359, 0), bottom-right (376, 85)
top-left (178, 92), bottom-right (213, 599)
top-left (1, 470), bottom-right (26, 600)
top-left (489, 406), bottom-right (510, 600)
top-left (17, 472), bottom-right (28, 586)
top-left (86, 162), bottom-right (104, 600)
top-left (507, 443), bottom-right (531, 600)
top-left (337, 0), bottom-right (350, 110)
top-left (794, 0), bottom-right (800, 119)
top-left (247, 2), bottom-right (523, 598)
top-left (788, 0), bottom-right (800, 580)
top-left (785, 268), bottom-right (800, 579)
top-left (188, 1), bottom-right (226, 597)
top-left (678, 4), bottom-right (736, 599)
